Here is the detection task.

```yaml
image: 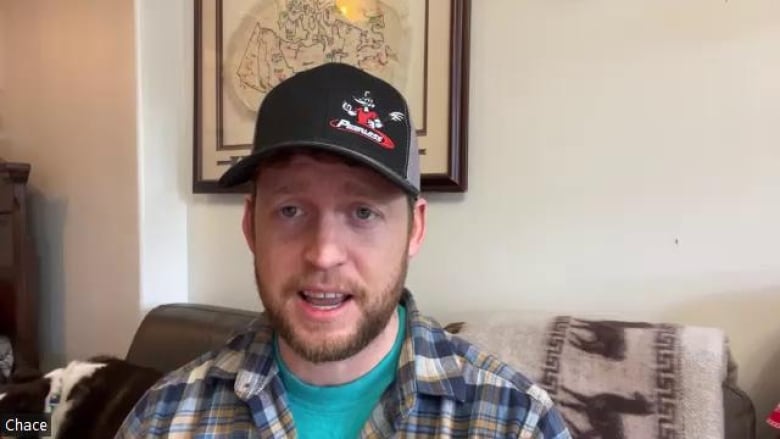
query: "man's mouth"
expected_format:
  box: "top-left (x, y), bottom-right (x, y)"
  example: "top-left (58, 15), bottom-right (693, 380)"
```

top-left (298, 290), bottom-right (353, 310)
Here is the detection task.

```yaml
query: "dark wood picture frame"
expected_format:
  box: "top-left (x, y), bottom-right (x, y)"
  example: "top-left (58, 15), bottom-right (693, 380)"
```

top-left (193, 0), bottom-right (470, 193)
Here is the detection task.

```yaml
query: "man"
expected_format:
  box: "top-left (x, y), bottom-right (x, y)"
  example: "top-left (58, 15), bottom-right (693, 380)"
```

top-left (117, 63), bottom-right (570, 438)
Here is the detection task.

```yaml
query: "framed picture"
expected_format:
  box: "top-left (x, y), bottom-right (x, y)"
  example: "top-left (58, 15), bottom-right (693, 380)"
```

top-left (193, 0), bottom-right (470, 193)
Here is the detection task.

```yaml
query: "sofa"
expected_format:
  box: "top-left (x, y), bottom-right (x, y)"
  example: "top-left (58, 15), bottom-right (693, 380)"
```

top-left (126, 303), bottom-right (756, 438)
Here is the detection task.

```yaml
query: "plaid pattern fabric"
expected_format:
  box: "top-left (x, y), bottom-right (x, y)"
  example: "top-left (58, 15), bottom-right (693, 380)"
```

top-left (116, 292), bottom-right (571, 438)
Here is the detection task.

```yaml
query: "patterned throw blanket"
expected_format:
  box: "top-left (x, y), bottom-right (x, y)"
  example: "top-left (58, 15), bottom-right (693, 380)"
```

top-left (448, 315), bottom-right (732, 439)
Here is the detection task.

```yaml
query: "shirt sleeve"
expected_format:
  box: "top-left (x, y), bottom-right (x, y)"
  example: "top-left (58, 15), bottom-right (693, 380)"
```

top-left (532, 404), bottom-right (572, 439)
top-left (114, 388), bottom-right (152, 438)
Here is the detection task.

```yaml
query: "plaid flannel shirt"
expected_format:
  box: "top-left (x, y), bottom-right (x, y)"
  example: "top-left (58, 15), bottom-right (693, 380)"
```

top-left (116, 292), bottom-right (571, 438)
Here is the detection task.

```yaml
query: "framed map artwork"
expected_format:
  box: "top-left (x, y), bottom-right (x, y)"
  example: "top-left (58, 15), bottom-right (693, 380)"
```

top-left (193, 0), bottom-right (471, 193)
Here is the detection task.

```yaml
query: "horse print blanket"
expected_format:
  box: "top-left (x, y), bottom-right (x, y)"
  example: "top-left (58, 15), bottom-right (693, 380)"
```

top-left (446, 314), bottom-right (735, 439)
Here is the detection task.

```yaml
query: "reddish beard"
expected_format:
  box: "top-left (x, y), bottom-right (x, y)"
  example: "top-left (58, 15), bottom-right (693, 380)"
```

top-left (254, 258), bottom-right (408, 363)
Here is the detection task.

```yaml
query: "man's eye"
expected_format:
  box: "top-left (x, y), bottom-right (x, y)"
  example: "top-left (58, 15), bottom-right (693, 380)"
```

top-left (279, 206), bottom-right (301, 218)
top-left (354, 206), bottom-right (376, 221)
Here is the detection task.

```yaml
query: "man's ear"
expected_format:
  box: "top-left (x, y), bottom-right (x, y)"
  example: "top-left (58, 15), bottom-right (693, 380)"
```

top-left (407, 197), bottom-right (427, 258)
top-left (242, 195), bottom-right (256, 253)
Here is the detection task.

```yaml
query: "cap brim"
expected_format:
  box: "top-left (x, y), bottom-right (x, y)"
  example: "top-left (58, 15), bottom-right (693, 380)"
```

top-left (218, 142), bottom-right (420, 196)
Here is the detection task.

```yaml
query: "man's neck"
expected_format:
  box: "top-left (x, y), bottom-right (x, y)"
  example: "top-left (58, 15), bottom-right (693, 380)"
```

top-left (277, 311), bottom-right (400, 386)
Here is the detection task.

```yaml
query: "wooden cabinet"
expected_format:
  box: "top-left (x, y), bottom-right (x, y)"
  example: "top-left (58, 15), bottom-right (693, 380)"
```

top-left (0, 161), bottom-right (38, 372)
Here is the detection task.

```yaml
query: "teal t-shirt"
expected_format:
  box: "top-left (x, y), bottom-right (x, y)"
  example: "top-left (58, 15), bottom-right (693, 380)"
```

top-left (274, 305), bottom-right (406, 439)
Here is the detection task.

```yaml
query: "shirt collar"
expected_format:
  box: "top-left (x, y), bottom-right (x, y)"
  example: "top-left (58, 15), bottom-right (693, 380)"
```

top-left (200, 316), bottom-right (279, 400)
top-left (398, 290), bottom-right (467, 404)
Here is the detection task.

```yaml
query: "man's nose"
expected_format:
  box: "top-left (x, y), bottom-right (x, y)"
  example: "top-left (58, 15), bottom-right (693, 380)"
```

top-left (303, 216), bottom-right (347, 270)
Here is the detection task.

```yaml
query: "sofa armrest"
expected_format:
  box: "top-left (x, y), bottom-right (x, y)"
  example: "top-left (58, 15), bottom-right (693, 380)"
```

top-left (125, 303), bottom-right (259, 373)
top-left (723, 350), bottom-right (756, 439)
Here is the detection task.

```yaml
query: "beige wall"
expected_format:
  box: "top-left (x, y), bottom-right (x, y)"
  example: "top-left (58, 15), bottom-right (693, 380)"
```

top-left (0, 0), bottom-right (140, 367)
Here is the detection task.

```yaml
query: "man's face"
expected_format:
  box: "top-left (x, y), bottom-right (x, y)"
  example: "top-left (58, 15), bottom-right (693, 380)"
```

top-left (242, 153), bottom-right (426, 363)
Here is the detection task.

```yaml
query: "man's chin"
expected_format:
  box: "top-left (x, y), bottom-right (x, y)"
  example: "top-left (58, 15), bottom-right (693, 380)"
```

top-left (277, 311), bottom-right (392, 363)
top-left (282, 332), bottom-right (365, 364)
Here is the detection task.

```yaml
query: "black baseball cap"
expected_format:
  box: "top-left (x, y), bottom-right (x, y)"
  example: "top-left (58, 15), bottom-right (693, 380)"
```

top-left (219, 63), bottom-right (420, 195)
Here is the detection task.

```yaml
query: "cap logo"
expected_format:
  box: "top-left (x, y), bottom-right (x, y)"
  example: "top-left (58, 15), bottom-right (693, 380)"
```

top-left (329, 91), bottom-right (405, 149)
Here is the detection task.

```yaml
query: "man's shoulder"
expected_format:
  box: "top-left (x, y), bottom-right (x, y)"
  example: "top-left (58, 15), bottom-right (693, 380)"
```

top-left (116, 328), bottom-right (267, 437)
top-left (410, 314), bottom-right (571, 437)
top-left (134, 325), bottom-right (267, 414)
top-left (447, 329), bottom-right (553, 406)
top-left (416, 313), bottom-right (552, 406)
top-left (153, 329), bottom-right (254, 389)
